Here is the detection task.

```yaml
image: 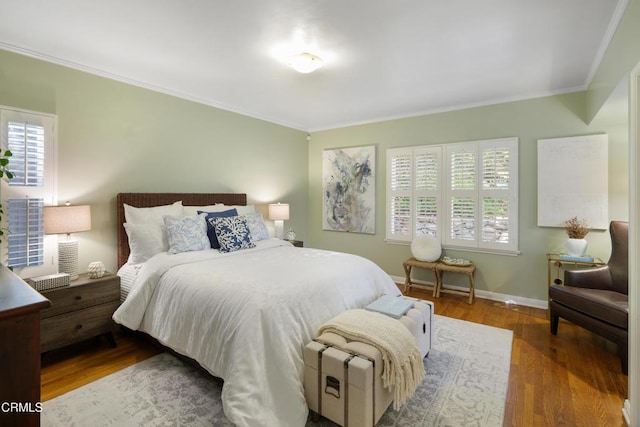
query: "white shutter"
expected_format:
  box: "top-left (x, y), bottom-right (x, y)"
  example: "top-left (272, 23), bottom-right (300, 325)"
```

top-left (444, 143), bottom-right (478, 247)
top-left (479, 138), bottom-right (518, 251)
top-left (7, 121), bottom-right (46, 187)
top-left (7, 197), bottom-right (44, 268)
top-left (414, 147), bottom-right (441, 238)
top-left (1, 107), bottom-right (57, 276)
top-left (386, 148), bottom-right (413, 242)
top-left (386, 138), bottom-right (518, 254)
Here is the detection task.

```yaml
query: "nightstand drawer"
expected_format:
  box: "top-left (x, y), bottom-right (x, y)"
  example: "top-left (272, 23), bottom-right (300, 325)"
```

top-left (41, 300), bottom-right (120, 352)
top-left (41, 276), bottom-right (119, 319)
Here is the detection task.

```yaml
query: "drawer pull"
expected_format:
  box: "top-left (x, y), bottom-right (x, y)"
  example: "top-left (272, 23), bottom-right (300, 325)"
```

top-left (75, 324), bottom-right (83, 330)
top-left (75, 295), bottom-right (82, 301)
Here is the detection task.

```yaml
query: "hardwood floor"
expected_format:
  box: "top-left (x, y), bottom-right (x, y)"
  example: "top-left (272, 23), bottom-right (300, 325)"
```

top-left (41, 291), bottom-right (628, 426)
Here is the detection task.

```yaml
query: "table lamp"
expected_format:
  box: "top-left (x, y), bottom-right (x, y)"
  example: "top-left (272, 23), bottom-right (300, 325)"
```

top-left (44, 203), bottom-right (91, 280)
top-left (268, 203), bottom-right (289, 240)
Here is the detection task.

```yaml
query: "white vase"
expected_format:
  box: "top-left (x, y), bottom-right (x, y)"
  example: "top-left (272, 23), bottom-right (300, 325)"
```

top-left (565, 238), bottom-right (588, 257)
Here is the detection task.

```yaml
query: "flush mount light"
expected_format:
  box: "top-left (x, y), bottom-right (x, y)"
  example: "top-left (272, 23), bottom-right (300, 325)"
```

top-left (287, 52), bottom-right (323, 73)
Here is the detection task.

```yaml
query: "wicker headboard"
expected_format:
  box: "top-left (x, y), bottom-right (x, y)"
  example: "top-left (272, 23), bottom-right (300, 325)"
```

top-left (116, 192), bottom-right (247, 268)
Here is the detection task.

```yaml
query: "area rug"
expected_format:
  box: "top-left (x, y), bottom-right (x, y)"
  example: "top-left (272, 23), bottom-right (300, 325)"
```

top-left (42, 315), bottom-right (512, 427)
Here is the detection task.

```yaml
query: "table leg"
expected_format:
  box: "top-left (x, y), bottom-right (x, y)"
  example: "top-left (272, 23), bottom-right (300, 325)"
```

top-left (403, 264), bottom-right (412, 294)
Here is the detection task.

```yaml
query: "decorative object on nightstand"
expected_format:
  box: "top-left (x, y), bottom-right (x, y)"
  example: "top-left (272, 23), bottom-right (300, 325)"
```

top-left (268, 202), bottom-right (289, 240)
top-left (87, 261), bottom-right (106, 279)
top-left (286, 227), bottom-right (296, 241)
top-left (44, 203), bottom-right (91, 280)
top-left (39, 272), bottom-right (120, 353)
top-left (27, 272), bottom-right (70, 291)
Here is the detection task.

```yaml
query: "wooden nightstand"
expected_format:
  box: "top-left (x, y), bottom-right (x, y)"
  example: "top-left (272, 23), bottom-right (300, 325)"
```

top-left (39, 272), bottom-right (120, 353)
top-left (286, 240), bottom-right (303, 247)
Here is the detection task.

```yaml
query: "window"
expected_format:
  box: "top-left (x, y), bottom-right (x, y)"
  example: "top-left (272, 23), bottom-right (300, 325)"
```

top-left (387, 137), bottom-right (518, 254)
top-left (0, 106), bottom-right (56, 274)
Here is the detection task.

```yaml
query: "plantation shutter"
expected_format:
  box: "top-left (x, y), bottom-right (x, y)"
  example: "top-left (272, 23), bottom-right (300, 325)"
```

top-left (1, 107), bottom-right (56, 275)
top-left (386, 138), bottom-right (518, 254)
top-left (414, 147), bottom-right (441, 238)
top-left (479, 138), bottom-right (518, 251)
top-left (445, 143), bottom-right (478, 247)
top-left (386, 147), bottom-right (413, 242)
top-left (7, 121), bottom-right (46, 187)
top-left (7, 198), bottom-right (44, 268)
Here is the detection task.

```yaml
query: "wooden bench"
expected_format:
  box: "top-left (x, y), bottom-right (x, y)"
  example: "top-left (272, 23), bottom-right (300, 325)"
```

top-left (403, 257), bottom-right (476, 304)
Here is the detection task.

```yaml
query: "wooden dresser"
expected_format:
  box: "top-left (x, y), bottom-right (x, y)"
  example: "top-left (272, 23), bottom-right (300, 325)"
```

top-left (0, 264), bottom-right (51, 427)
top-left (40, 272), bottom-right (120, 352)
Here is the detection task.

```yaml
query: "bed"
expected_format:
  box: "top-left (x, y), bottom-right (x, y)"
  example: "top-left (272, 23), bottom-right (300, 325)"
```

top-left (112, 193), bottom-right (401, 427)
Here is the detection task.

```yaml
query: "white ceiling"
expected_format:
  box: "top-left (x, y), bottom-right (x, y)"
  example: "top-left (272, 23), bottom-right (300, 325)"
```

top-left (0, 0), bottom-right (627, 132)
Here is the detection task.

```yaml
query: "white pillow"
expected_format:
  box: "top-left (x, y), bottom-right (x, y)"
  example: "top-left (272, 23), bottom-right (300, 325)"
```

top-left (225, 204), bottom-right (255, 215)
top-left (124, 223), bottom-right (169, 264)
top-left (124, 201), bottom-right (183, 224)
top-left (411, 235), bottom-right (442, 262)
top-left (182, 204), bottom-right (226, 216)
top-left (164, 215), bottom-right (210, 254)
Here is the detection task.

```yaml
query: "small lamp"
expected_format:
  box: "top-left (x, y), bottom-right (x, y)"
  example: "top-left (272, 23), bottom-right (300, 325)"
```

top-left (44, 203), bottom-right (91, 280)
top-left (268, 203), bottom-right (289, 240)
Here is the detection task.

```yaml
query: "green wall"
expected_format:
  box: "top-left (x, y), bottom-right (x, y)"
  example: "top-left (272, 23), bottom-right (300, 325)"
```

top-left (0, 49), bottom-right (308, 273)
top-left (308, 92), bottom-right (628, 304)
top-left (587, 0), bottom-right (640, 121)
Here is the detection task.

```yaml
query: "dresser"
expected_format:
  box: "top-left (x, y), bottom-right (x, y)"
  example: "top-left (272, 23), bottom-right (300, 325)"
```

top-left (40, 272), bottom-right (120, 353)
top-left (0, 264), bottom-right (51, 427)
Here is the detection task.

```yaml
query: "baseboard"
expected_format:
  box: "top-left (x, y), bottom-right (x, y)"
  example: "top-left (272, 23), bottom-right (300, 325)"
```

top-left (390, 275), bottom-right (548, 310)
top-left (623, 399), bottom-right (630, 426)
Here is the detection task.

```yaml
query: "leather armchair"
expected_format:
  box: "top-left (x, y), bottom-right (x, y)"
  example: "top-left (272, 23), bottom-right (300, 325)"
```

top-left (549, 221), bottom-right (629, 374)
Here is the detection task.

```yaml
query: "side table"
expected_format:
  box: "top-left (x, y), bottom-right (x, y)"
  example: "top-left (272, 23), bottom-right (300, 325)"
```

top-left (39, 272), bottom-right (120, 352)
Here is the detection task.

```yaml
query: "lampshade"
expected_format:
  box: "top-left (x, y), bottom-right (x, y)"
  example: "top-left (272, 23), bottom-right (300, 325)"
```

top-left (44, 205), bottom-right (92, 235)
top-left (44, 204), bottom-right (91, 281)
top-left (268, 203), bottom-right (290, 221)
top-left (287, 52), bottom-right (323, 74)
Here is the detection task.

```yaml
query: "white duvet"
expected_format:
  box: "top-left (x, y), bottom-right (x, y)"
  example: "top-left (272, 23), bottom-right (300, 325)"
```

top-left (113, 239), bottom-right (400, 427)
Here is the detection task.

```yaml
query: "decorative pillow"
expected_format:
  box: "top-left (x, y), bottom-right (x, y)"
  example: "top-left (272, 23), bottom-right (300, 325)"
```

top-left (210, 216), bottom-right (255, 253)
top-left (124, 201), bottom-right (183, 224)
top-left (123, 223), bottom-right (169, 264)
top-left (411, 234), bottom-right (442, 262)
top-left (163, 214), bottom-right (210, 254)
top-left (243, 212), bottom-right (270, 241)
top-left (182, 204), bottom-right (226, 216)
top-left (199, 209), bottom-right (238, 248)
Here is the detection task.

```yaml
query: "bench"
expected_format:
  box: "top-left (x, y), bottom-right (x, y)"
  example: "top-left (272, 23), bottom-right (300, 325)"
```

top-left (402, 257), bottom-right (476, 304)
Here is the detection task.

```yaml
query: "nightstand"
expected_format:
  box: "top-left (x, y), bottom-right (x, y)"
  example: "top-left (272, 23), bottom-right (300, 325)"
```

top-left (286, 240), bottom-right (303, 247)
top-left (39, 272), bottom-right (120, 353)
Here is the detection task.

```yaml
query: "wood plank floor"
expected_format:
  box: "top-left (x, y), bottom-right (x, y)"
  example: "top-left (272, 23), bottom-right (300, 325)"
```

top-left (41, 290), bottom-right (628, 426)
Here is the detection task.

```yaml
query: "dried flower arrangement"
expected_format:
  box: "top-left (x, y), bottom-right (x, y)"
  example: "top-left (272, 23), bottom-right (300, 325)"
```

top-left (564, 216), bottom-right (590, 239)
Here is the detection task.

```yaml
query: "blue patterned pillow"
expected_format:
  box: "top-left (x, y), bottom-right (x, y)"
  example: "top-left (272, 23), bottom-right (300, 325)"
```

top-left (210, 216), bottom-right (256, 253)
top-left (243, 212), bottom-right (270, 241)
top-left (199, 208), bottom-right (238, 249)
top-left (164, 214), bottom-right (210, 254)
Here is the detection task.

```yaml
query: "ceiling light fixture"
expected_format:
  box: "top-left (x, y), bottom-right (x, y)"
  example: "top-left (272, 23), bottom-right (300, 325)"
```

top-left (287, 52), bottom-right (323, 74)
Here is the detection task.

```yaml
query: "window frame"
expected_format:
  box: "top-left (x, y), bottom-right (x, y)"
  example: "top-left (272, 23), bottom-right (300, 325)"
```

top-left (386, 137), bottom-right (519, 255)
top-left (0, 105), bottom-right (58, 276)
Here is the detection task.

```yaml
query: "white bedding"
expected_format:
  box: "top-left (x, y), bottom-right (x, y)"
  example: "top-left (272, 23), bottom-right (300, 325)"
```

top-left (113, 239), bottom-right (400, 427)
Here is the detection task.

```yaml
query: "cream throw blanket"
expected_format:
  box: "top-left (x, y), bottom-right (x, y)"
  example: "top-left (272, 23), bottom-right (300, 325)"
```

top-left (318, 309), bottom-right (425, 409)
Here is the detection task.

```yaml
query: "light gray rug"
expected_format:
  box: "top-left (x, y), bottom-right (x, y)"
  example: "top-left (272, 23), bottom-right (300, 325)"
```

top-left (42, 315), bottom-right (512, 427)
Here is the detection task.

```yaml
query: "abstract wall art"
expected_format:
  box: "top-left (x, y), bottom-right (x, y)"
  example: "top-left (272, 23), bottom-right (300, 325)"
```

top-left (322, 145), bottom-right (375, 234)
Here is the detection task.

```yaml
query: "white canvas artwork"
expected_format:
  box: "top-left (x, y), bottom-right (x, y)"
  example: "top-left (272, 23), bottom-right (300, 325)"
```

top-left (322, 145), bottom-right (376, 234)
